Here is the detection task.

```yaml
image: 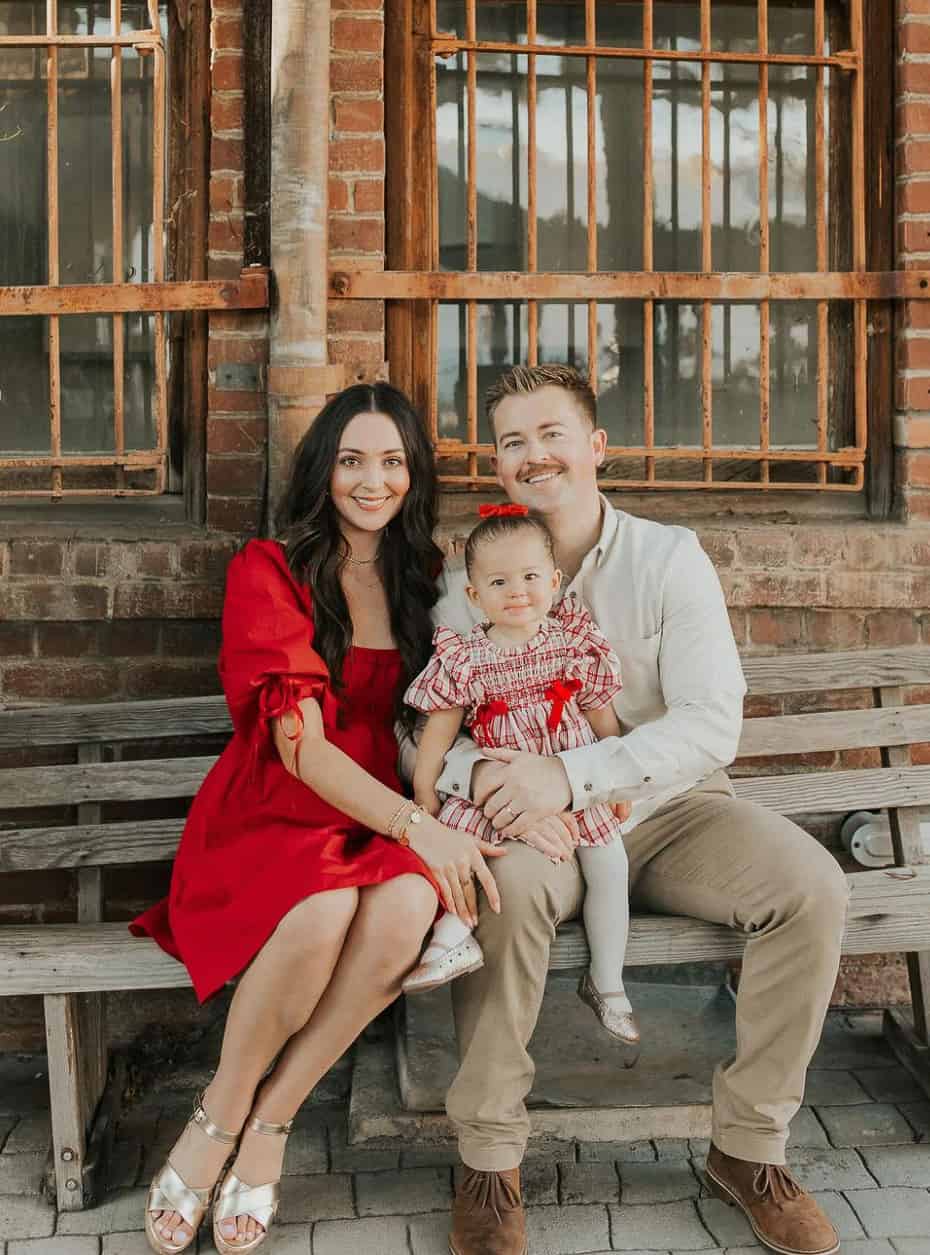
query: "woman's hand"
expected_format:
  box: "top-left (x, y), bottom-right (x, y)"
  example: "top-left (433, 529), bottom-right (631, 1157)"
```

top-left (407, 817), bottom-right (506, 928)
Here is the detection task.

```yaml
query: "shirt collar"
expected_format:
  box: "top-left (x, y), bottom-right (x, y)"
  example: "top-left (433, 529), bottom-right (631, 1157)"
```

top-left (593, 495), bottom-right (619, 568)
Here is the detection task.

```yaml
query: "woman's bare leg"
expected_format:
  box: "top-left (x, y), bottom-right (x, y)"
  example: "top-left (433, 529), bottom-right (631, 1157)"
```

top-left (152, 886), bottom-right (360, 1246)
top-left (219, 873), bottom-right (437, 1246)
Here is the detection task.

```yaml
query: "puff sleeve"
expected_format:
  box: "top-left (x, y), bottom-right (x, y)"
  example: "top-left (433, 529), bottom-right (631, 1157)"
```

top-left (554, 593), bottom-right (623, 711)
top-left (218, 540), bottom-right (330, 754)
top-left (404, 625), bottom-right (473, 713)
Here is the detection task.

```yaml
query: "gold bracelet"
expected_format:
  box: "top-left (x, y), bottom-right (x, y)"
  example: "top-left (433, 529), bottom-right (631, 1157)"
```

top-left (397, 804), bottom-right (425, 847)
top-left (386, 800), bottom-right (410, 839)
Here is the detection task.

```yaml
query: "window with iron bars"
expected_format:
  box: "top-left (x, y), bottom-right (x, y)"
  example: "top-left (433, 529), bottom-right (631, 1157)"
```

top-left (373, 0), bottom-right (895, 496)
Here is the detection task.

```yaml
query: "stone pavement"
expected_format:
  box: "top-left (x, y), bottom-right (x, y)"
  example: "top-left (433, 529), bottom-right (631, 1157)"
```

top-left (2, 1010), bottom-right (930, 1254)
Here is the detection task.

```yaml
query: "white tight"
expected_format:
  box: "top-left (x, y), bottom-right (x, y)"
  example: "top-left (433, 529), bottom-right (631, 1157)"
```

top-left (577, 839), bottom-right (632, 1011)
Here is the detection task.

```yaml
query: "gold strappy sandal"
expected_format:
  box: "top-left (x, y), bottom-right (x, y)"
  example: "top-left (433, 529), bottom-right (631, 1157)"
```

top-left (212, 1112), bottom-right (294, 1254)
top-left (144, 1091), bottom-right (239, 1254)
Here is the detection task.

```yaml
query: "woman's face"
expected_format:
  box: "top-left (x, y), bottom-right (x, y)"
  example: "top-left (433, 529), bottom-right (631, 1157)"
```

top-left (330, 411), bottom-right (411, 538)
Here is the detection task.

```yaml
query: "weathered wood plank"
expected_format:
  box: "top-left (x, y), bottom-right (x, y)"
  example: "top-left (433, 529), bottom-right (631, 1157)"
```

top-left (4, 867), bottom-right (929, 994)
top-left (737, 705), bottom-right (930, 758)
top-left (44, 994), bottom-right (92, 1210)
top-left (731, 766), bottom-right (930, 814)
top-left (0, 819), bottom-right (184, 872)
top-left (0, 757), bottom-right (216, 809)
top-left (739, 648), bottom-right (930, 695)
top-left (0, 696), bottom-right (231, 749)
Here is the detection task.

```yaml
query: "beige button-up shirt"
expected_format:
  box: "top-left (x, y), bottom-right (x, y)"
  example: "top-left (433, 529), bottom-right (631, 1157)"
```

top-left (417, 499), bottom-right (747, 835)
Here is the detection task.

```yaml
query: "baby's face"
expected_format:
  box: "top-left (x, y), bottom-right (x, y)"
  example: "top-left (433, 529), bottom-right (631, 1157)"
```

top-left (466, 531), bottom-right (561, 629)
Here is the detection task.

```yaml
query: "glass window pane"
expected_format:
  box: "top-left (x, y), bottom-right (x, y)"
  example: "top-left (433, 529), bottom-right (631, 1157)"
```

top-left (596, 2), bottom-right (643, 48)
top-left (125, 311), bottom-right (156, 450)
top-left (0, 315), bottom-right (50, 453)
top-left (596, 55), bottom-right (645, 270)
top-left (60, 314), bottom-right (114, 453)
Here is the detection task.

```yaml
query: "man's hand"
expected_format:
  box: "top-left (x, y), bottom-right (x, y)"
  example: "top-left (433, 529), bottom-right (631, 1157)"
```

top-left (477, 748), bottom-right (574, 840)
top-left (472, 757), bottom-right (578, 860)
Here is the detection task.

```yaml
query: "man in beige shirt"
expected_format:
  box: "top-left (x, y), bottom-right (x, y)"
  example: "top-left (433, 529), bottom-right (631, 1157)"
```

top-left (431, 365), bottom-right (848, 1255)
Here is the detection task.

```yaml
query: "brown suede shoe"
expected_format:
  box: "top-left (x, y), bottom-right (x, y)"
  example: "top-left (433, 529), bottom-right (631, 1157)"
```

top-left (449, 1166), bottom-right (527, 1255)
top-left (704, 1144), bottom-right (839, 1255)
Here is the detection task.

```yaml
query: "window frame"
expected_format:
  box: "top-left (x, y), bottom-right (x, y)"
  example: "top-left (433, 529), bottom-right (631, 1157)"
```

top-left (377, 0), bottom-right (897, 513)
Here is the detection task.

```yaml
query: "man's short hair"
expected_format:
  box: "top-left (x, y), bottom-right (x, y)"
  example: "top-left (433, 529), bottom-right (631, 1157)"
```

top-left (485, 364), bottom-right (598, 432)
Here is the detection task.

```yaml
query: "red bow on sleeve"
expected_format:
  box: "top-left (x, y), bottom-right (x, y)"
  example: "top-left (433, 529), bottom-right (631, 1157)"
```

top-left (478, 503), bottom-right (529, 519)
top-left (544, 678), bottom-right (582, 731)
top-left (472, 698), bottom-right (509, 737)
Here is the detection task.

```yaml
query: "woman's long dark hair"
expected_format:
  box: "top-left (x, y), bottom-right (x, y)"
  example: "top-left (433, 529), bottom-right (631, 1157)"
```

top-left (276, 383), bottom-right (443, 723)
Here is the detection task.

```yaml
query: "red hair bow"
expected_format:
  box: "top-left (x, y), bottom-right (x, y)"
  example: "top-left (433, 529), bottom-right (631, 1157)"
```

top-left (478, 503), bottom-right (529, 519)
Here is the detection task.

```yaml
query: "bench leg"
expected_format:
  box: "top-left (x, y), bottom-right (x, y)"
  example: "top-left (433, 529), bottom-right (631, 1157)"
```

top-left (44, 992), bottom-right (109, 1211)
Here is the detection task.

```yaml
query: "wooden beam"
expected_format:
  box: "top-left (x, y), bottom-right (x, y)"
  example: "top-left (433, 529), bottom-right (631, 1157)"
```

top-left (330, 269), bottom-right (930, 302)
top-left (0, 273), bottom-right (269, 316)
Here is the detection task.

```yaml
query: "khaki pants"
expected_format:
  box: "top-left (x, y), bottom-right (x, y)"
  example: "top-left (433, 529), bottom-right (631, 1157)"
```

top-left (447, 771), bottom-right (850, 1170)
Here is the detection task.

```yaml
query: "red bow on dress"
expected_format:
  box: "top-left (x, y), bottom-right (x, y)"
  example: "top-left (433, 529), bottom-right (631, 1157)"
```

top-left (478, 503), bottom-right (529, 519)
top-left (473, 698), bottom-right (509, 737)
top-left (544, 678), bottom-right (582, 731)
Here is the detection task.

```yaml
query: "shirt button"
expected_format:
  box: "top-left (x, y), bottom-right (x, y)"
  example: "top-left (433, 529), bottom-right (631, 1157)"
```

top-left (643, 776), bottom-right (652, 783)
top-left (452, 782), bottom-right (460, 792)
top-left (584, 782), bottom-right (593, 792)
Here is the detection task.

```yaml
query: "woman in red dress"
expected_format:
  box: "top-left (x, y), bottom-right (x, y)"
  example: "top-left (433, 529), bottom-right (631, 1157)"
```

top-left (132, 384), bottom-right (505, 1255)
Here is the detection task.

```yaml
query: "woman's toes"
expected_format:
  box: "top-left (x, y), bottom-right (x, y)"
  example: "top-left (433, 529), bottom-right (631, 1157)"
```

top-left (220, 1216), bottom-right (239, 1240)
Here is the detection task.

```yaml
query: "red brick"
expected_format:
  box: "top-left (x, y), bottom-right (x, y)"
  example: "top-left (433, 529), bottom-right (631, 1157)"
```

top-left (904, 299), bottom-right (930, 330)
top-left (0, 623), bottom-right (33, 656)
top-left (900, 415), bottom-right (930, 446)
top-left (207, 387), bottom-right (266, 413)
top-left (333, 97), bottom-right (384, 133)
top-left (900, 220), bottom-right (930, 257)
top-left (124, 662), bottom-right (221, 700)
top-left (901, 20), bottom-right (930, 53)
top-left (208, 216), bottom-right (244, 254)
top-left (327, 336), bottom-right (386, 384)
top-left (135, 543), bottom-right (177, 578)
top-left (212, 55), bottom-right (243, 92)
top-left (912, 741), bottom-right (930, 765)
top-left (804, 609), bottom-right (865, 650)
top-left (101, 621), bottom-right (162, 657)
top-left (824, 571), bottom-right (930, 609)
top-left (4, 662), bottom-right (122, 702)
top-left (329, 216), bottom-right (384, 253)
top-left (209, 175), bottom-right (243, 212)
top-left (898, 61), bottom-right (930, 97)
top-left (904, 450), bottom-right (930, 486)
top-left (898, 138), bottom-right (930, 179)
top-left (207, 337), bottom-right (268, 369)
top-left (207, 496), bottom-right (262, 533)
top-left (211, 309), bottom-right (268, 336)
top-left (160, 621), bottom-right (223, 657)
top-left (906, 489), bottom-right (930, 520)
top-left (727, 608), bottom-right (747, 646)
top-left (748, 609), bottom-right (803, 648)
top-left (34, 623), bottom-right (99, 658)
top-left (896, 373), bottom-right (930, 410)
top-left (899, 180), bottom-right (930, 216)
top-left (734, 529), bottom-right (792, 570)
top-left (329, 177), bottom-right (351, 212)
top-left (899, 335), bottom-right (930, 372)
top-left (178, 540), bottom-right (239, 580)
top-left (332, 0), bottom-right (383, 9)
top-left (0, 584), bottom-right (108, 621)
top-left (329, 137), bottom-right (384, 174)
top-left (353, 179), bottom-right (384, 213)
top-left (211, 95), bottom-right (244, 133)
top-left (902, 0), bottom-right (930, 14)
top-left (327, 299), bottom-right (385, 334)
top-left (738, 750), bottom-right (837, 772)
top-left (8, 541), bottom-right (64, 577)
top-left (330, 56), bottom-right (382, 93)
top-left (207, 417), bottom-right (267, 455)
top-left (726, 572), bottom-right (824, 608)
top-left (211, 136), bottom-right (244, 171)
top-left (898, 101), bottom-right (930, 136)
top-left (207, 454), bottom-right (265, 497)
top-left (331, 15), bottom-right (383, 54)
top-left (208, 254), bottom-right (244, 280)
top-left (212, 16), bottom-right (243, 50)
top-left (113, 583), bottom-right (224, 619)
top-left (864, 610), bottom-right (921, 647)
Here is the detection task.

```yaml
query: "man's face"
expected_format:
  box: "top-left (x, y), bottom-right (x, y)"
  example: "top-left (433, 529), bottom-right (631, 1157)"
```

top-left (491, 385), bottom-right (607, 515)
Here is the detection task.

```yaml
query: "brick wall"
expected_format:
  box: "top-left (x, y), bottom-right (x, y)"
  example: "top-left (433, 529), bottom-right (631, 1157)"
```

top-left (2, 2), bottom-right (930, 1046)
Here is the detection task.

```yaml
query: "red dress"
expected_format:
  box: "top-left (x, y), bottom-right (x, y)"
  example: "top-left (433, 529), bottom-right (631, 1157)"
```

top-left (130, 539), bottom-right (439, 1003)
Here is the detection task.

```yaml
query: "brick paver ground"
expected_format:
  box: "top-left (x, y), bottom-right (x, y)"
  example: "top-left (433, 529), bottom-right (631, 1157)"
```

top-left (3, 1034), bottom-right (930, 1253)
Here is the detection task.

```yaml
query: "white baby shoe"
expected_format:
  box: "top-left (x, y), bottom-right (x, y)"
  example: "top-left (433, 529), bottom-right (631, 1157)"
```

top-left (402, 934), bottom-right (485, 994)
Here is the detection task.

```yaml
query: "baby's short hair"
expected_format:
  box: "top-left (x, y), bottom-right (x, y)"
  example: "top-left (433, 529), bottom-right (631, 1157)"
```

top-left (464, 511), bottom-right (555, 578)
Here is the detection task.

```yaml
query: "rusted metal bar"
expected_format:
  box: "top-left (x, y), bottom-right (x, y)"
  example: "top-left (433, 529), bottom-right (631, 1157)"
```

top-left (700, 0), bottom-right (712, 482)
top-left (0, 274), bottom-right (270, 316)
top-left (331, 269), bottom-right (930, 302)
top-left (585, 0), bottom-right (596, 391)
top-left (435, 474), bottom-right (863, 492)
top-left (465, 0), bottom-right (477, 474)
top-left (851, 0), bottom-right (867, 456)
top-left (642, 0), bottom-right (654, 478)
top-left (0, 454), bottom-right (167, 470)
top-left (112, 0), bottom-right (125, 489)
top-left (435, 441), bottom-right (864, 465)
top-left (152, 41), bottom-right (168, 490)
top-left (429, 37), bottom-right (856, 71)
top-left (527, 0), bottom-right (538, 366)
top-left (0, 33), bottom-right (161, 47)
top-left (46, 0), bottom-right (61, 497)
top-left (758, 0), bottom-right (770, 483)
top-left (428, 33), bottom-right (439, 443)
top-left (815, 0), bottom-right (828, 483)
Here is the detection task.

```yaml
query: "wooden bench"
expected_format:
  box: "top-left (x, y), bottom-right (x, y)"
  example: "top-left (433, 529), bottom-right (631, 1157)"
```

top-left (2, 645), bottom-right (930, 1209)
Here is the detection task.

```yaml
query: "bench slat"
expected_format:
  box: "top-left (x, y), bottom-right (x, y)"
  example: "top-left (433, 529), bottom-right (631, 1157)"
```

top-left (732, 765), bottom-right (930, 814)
top-left (3, 866), bottom-right (928, 995)
top-left (736, 705), bottom-right (930, 758)
top-left (740, 648), bottom-right (930, 695)
top-left (0, 696), bottom-right (231, 750)
top-left (0, 819), bottom-right (184, 872)
top-left (0, 757), bottom-right (216, 809)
